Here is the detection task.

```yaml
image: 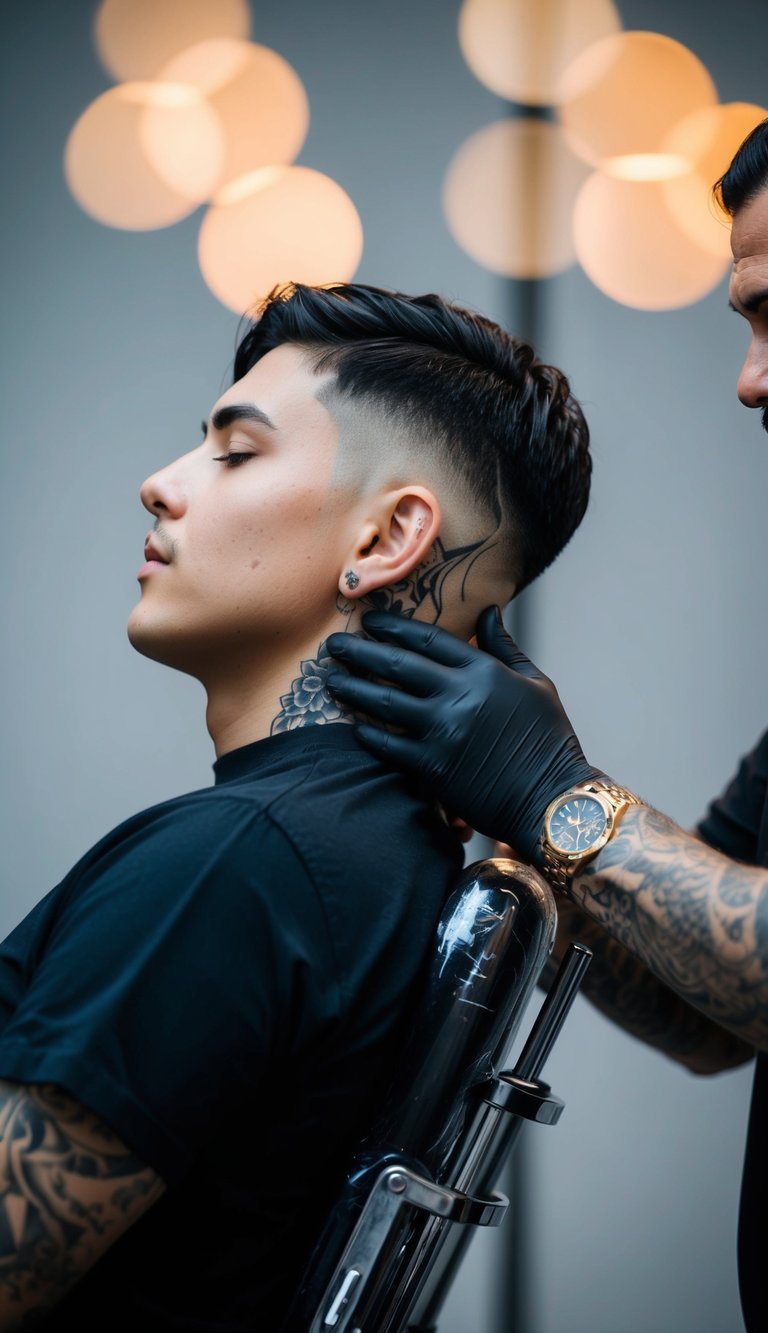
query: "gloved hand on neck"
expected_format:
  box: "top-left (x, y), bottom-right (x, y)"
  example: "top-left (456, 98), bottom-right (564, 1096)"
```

top-left (326, 605), bottom-right (606, 864)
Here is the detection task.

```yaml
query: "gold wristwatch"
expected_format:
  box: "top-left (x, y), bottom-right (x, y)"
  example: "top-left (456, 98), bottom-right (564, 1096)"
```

top-left (538, 779), bottom-right (644, 893)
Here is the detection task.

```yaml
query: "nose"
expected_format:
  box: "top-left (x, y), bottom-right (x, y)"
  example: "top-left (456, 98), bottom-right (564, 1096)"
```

top-left (139, 460), bottom-right (187, 519)
top-left (737, 334), bottom-right (768, 409)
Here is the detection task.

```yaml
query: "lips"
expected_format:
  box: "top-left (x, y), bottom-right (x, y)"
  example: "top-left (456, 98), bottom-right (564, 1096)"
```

top-left (138, 532), bottom-right (173, 580)
top-left (143, 536), bottom-right (170, 565)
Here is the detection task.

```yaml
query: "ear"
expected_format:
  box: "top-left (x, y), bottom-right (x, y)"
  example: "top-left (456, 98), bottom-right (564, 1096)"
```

top-left (338, 486), bottom-right (441, 600)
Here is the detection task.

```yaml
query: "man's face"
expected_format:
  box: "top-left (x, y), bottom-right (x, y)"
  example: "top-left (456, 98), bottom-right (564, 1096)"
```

top-left (729, 186), bottom-right (768, 427)
top-left (127, 343), bottom-right (353, 678)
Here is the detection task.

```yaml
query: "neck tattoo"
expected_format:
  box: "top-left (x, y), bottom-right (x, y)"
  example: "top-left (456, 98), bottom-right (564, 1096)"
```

top-left (269, 532), bottom-right (495, 734)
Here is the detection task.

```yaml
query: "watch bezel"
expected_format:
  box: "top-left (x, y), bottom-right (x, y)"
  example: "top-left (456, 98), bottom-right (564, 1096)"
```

top-left (543, 787), bottom-right (618, 865)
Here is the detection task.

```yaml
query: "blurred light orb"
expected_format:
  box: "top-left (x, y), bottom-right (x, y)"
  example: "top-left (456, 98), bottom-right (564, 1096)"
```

top-left (458, 0), bottom-right (621, 106)
top-left (65, 83), bottom-right (222, 230)
top-left (606, 153), bottom-right (690, 181)
top-left (158, 40), bottom-right (310, 192)
top-left (198, 166), bottom-right (364, 313)
top-left (94, 0), bottom-right (250, 80)
top-left (558, 31), bottom-right (717, 168)
top-left (443, 118), bottom-right (589, 278)
top-left (662, 103), bottom-right (768, 258)
top-left (573, 171), bottom-right (728, 309)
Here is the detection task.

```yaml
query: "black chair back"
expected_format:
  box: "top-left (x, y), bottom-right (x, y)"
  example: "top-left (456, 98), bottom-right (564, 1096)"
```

top-left (289, 857), bottom-right (590, 1333)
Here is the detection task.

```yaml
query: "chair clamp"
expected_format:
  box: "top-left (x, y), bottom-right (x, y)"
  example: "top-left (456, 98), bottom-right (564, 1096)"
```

top-left (481, 1072), bottom-right (565, 1125)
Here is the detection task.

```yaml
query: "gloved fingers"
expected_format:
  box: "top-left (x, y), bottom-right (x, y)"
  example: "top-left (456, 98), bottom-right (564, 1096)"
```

top-left (359, 611), bottom-right (477, 668)
top-left (475, 606), bottom-right (546, 679)
top-left (326, 671), bottom-right (428, 731)
top-left (354, 724), bottom-right (424, 772)
top-left (326, 631), bottom-right (454, 695)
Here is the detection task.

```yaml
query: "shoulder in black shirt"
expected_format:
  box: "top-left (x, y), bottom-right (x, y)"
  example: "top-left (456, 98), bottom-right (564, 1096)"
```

top-left (0, 726), bottom-right (463, 1330)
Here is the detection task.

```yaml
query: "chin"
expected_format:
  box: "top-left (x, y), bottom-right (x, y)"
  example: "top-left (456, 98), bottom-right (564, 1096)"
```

top-left (127, 607), bottom-right (194, 674)
top-left (127, 621), bottom-right (171, 668)
top-left (126, 607), bottom-right (249, 684)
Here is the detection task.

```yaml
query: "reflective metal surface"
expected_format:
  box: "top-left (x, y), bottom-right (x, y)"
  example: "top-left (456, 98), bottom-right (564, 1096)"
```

top-left (290, 859), bottom-right (589, 1333)
top-left (371, 858), bottom-right (556, 1175)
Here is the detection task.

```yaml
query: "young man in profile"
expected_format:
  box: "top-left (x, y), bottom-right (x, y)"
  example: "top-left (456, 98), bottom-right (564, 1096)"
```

top-left (0, 282), bottom-right (591, 1330)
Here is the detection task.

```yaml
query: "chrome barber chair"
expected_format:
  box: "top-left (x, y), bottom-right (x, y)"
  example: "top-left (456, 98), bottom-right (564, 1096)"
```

top-left (290, 858), bottom-right (591, 1333)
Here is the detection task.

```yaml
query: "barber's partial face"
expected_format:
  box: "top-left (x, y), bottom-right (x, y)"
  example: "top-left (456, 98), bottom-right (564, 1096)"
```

top-left (128, 344), bottom-right (351, 678)
top-left (729, 186), bottom-right (768, 428)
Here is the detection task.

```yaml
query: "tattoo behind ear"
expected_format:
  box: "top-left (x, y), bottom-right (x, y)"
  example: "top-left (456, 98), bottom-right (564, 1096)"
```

top-left (269, 533), bottom-right (497, 734)
top-left (363, 534), bottom-right (496, 621)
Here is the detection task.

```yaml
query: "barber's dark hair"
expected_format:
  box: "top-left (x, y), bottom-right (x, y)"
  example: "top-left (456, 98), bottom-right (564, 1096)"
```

top-left (715, 117), bottom-right (768, 216)
top-left (233, 283), bottom-right (591, 592)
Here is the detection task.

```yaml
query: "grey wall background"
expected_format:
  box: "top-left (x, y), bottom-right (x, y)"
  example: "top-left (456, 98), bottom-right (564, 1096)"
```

top-left (1, 3), bottom-right (764, 1331)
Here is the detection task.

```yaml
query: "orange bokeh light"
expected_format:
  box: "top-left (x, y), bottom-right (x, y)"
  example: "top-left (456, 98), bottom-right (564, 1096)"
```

top-left (94, 0), bottom-right (250, 80)
top-left (573, 171), bottom-right (728, 309)
top-left (443, 118), bottom-right (589, 278)
top-left (558, 31), bottom-right (717, 169)
top-left (157, 40), bottom-right (310, 193)
top-left (458, 0), bottom-right (621, 106)
top-left (198, 167), bottom-right (364, 314)
top-left (662, 103), bottom-right (768, 258)
top-left (64, 83), bottom-right (222, 230)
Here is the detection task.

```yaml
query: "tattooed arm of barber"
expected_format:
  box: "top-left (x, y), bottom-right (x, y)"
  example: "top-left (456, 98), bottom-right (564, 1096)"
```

top-left (0, 1080), bottom-right (164, 1327)
top-left (559, 805), bottom-right (763, 1060)
top-left (538, 880), bottom-right (754, 1073)
top-left (327, 608), bottom-right (766, 1063)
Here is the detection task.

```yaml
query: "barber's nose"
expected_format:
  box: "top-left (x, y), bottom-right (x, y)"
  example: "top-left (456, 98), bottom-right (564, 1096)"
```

top-left (139, 461), bottom-right (187, 519)
top-left (737, 337), bottom-right (768, 409)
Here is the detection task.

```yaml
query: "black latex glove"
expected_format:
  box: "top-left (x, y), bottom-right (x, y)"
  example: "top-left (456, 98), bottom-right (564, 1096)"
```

top-left (326, 607), bottom-right (605, 864)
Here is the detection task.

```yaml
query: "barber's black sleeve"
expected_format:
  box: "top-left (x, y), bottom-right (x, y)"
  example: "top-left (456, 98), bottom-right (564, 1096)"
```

top-left (696, 730), bottom-right (768, 865)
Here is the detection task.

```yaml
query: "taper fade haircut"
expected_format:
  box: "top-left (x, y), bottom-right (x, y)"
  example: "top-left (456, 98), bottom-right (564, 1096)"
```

top-left (233, 283), bottom-right (591, 592)
top-left (715, 117), bottom-right (768, 216)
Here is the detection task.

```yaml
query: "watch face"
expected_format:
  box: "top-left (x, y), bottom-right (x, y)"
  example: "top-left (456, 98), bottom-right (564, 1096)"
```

top-left (548, 795), bottom-right (607, 855)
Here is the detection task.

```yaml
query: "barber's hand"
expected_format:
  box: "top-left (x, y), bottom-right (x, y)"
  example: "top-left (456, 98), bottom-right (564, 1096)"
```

top-left (326, 607), bottom-right (604, 863)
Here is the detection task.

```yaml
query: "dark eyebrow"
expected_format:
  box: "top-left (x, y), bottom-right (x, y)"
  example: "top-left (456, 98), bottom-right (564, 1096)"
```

top-left (209, 403), bottom-right (277, 432)
top-left (729, 288), bottom-right (768, 315)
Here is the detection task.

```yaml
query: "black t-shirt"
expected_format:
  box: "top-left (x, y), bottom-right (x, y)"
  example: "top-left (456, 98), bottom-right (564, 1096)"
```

top-left (0, 726), bottom-right (462, 1330)
top-left (698, 731), bottom-right (768, 1333)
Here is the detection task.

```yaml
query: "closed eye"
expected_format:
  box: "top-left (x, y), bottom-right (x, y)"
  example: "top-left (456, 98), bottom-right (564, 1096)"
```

top-left (212, 452), bottom-right (256, 468)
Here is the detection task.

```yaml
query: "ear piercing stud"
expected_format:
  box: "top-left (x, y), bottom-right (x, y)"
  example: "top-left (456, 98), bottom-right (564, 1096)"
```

top-left (344, 569), bottom-right (360, 590)
top-left (415, 516), bottom-right (427, 532)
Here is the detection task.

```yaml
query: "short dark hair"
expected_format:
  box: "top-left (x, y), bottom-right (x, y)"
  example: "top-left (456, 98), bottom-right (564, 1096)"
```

top-left (233, 283), bottom-right (591, 592)
top-left (715, 117), bottom-right (768, 216)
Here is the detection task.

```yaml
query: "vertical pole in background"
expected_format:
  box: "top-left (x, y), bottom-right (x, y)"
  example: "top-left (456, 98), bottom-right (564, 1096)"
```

top-left (505, 267), bottom-right (540, 654)
top-left (497, 259), bottom-right (544, 1333)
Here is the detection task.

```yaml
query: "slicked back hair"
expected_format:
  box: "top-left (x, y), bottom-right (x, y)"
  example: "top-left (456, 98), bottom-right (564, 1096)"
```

top-left (233, 283), bottom-right (591, 592)
top-left (716, 117), bottom-right (768, 216)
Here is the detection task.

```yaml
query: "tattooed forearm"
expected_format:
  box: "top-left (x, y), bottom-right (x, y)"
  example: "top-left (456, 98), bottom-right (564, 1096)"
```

top-left (0, 1081), bottom-right (164, 1326)
top-left (569, 807), bottom-right (768, 1053)
top-left (543, 897), bottom-right (754, 1073)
